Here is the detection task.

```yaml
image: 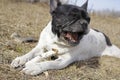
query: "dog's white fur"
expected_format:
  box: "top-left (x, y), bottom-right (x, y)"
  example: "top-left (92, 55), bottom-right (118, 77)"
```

top-left (11, 0), bottom-right (120, 75)
top-left (11, 21), bottom-right (120, 75)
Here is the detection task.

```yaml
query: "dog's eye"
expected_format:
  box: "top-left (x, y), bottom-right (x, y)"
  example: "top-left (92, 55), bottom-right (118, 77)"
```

top-left (51, 11), bottom-right (56, 15)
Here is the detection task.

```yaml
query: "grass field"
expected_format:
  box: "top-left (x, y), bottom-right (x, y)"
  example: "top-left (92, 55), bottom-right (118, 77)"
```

top-left (0, 0), bottom-right (120, 80)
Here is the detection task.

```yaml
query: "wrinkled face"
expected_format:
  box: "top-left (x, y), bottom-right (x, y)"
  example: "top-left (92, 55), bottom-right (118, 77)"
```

top-left (51, 4), bottom-right (90, 46)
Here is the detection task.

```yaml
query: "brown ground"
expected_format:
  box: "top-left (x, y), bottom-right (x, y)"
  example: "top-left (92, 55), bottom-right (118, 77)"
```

top-left (0, 0), bottom-right (120, 80)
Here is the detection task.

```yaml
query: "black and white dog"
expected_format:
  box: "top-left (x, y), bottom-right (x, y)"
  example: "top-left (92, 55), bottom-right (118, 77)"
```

top-left (11, 0), bottom-right (120, 75)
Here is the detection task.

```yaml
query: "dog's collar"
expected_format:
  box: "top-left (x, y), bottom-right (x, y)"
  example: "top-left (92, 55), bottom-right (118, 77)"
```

top-left (61, 18), bottom-right (79, 29)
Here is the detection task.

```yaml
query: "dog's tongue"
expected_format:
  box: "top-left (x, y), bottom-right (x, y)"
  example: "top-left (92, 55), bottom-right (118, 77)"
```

top-left (65, 32), bottom-right (78, 42)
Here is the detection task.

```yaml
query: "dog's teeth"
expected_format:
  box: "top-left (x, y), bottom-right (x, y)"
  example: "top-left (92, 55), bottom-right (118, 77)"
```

top-left (72, 40), bottom-right (75, 42)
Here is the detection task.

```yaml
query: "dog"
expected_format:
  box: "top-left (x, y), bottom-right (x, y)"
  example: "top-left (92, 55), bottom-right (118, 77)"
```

top-left (11, 0), bottom-right (120, 75)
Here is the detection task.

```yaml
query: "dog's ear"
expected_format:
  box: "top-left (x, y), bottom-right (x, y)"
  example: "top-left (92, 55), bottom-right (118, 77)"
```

top-left (81, 0), bottom-right (90, 23)
top-left (81, 0), bottom-right (88, 11)
top-left (50, 0), bottom-right (61, 13)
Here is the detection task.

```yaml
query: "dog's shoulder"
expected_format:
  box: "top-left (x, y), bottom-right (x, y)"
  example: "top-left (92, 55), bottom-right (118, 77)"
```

top-left (38, 21), bottom-right (58, 45)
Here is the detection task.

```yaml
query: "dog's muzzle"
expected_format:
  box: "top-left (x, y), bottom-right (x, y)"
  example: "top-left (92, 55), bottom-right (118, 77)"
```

top-left (59, 19), bottom-right (89, 46)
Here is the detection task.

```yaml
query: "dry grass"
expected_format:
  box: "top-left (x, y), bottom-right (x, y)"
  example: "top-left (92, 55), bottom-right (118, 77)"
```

top-left (0, 0), bottom-right (120, 80)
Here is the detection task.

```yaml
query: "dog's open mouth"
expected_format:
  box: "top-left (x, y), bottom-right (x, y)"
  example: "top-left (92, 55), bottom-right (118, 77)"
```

top-left (62, 32), bottom-right (80, 45)
top-left (65, 32), bottom-right (78, 42)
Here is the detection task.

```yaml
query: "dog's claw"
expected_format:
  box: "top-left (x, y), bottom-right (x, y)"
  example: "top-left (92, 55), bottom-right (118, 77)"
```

top-left (11, 57), bottom-right (28, 68)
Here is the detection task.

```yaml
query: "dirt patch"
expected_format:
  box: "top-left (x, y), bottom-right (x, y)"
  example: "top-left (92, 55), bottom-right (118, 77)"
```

top-left (0, 0), bottom-right (120, 80)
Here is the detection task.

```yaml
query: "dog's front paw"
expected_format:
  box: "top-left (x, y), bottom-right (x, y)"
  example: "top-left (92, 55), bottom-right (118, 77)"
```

top-left (22, 63), bottom-right (44, 75)
top-left (11, 56), bottom-right (29, 68)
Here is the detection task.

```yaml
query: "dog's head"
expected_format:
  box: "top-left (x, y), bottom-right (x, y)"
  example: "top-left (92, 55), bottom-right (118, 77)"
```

top-left (50, 0), bottom-right (90, 46)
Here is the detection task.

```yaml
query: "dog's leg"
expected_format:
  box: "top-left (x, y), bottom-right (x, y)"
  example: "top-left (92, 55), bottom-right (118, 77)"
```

top-left (11, 22), bottom-right (54, 68)
top-left (25, 50), bottom-right (57, 65)
top-left (11, 46), bottom-right (59, 68)
top-left (11, 43), bottom-right (45, 68)
top-left (22, 55), bottom-right (73, 75)
top-left (102, 45), bottom-right (120, 58)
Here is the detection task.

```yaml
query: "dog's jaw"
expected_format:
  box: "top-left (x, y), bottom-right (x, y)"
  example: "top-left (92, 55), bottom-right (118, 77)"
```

top-left (60, 32), bottom-right (81, 46)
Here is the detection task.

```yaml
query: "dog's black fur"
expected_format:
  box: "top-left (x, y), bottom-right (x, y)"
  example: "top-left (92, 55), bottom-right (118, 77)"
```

top-left (50, 0), bottom-right (112, 47)
top-left (93, 29), bottom-right (112, 46)
top-left (50, 0), bottom-right (90, 46)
